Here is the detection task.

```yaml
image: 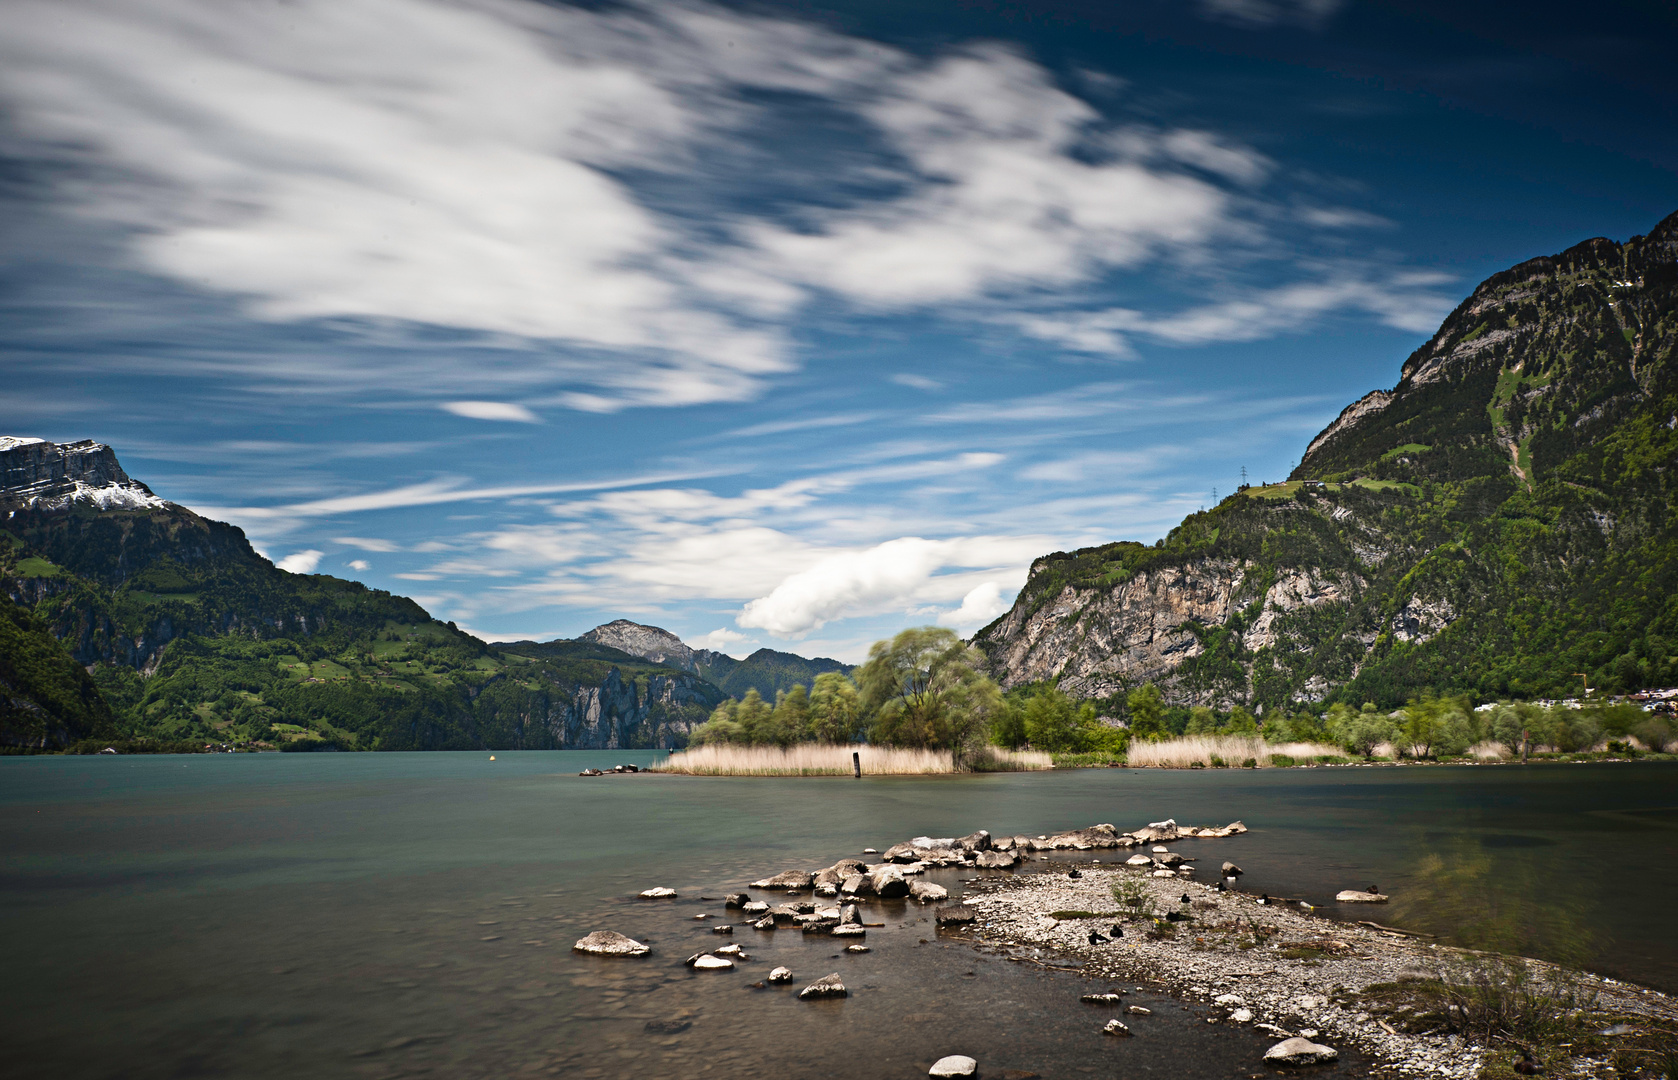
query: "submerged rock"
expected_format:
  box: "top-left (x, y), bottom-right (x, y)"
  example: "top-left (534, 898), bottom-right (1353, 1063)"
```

top-left (638, 887), bottom-right (678, 899)
top-left (929, 1054), bottom-right (978, 1077)
top-left (686, 953), bottom-right (735, 970)
top-left (797, 973), bottom-right (848, 999)
top-left (767, 966), bottom-right (793, 983)
top-left (1264, 1038), bottom-right (1338, 1065)
top-left (752, 869), bottom-right (815, 890)
top-left (572, 931), bottom-right (650, 956)
top-left (1102, 1019), bottom-right (1133, 1037)
top-left (1080, 992), bottom-right (1124, 1004)
top-left (1336, 890), bottom-right (1388, 903)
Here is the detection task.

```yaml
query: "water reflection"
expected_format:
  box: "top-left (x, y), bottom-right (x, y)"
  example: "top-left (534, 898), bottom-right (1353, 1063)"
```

top-left (1390, 832), bottom-right (1596, 966)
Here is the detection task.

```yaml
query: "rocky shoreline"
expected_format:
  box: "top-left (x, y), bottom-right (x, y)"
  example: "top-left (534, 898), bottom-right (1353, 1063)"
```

top-left (585, 820), bottom-right (1678, 1078)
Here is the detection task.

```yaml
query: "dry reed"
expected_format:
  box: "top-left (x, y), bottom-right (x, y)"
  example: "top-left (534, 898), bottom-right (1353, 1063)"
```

top-left (652, 743), bottom-right (1052, 776)
top-left (1125, 735), bottom-right (1348, 768)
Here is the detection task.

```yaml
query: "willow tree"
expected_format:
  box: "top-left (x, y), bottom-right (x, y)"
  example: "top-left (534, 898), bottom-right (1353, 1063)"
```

top-left (855, 627), bottom-right (1005, 761)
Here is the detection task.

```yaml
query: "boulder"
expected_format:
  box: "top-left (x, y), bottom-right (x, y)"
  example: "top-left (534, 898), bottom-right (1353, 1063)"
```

top-left (910, 879), bottom-right (949, 902)
top-left (686, 953), bottom-right (734, 970)
top-left (770, 904), bottom-right (806, 925)
top-left (724, 893), bottom-right (748, 908)
top-left (1152, 869), bottom-right (1178, 877)
top-left (767, 966), bottom-right (793, 983)
top-left (714, 943), bottom-right (743, 955)
top-left (814, 867), bottom-right (844, 888)
top-left (869, 866), bottom-right (910, 899)
top-left (828, 858), bottom-right (870, 877)
top-left (638, 887), bottom-right (678, 899)
top-left (1221, 862), bottom-right (1243, 876)
top-left (797, 973), bottom-right (848, 999)
top-left (1011, 835), bottom-right (1035, 851)
top-left (1155, 852), bottom-right (1185, 867)
top-left (814, 884), bottom-right (839, 897)
top-left (572, 931), bottom-right (650, 956)
top-left (929, 1055), bottom-right (978, 1077)
top-left (751, 870), bottom-right (815, 890)
top-left (1127, 1006), bottom-right (1151, 1016)
top-left (830, 925), bottom-right (866, 937)
top-left (1080, 992), bottom-right (1124, 1004)
top-left (1214, 993), bottom-right (1247, 1006)
top-left (1125, 855), bottom-right (1154, 867)
top-left (1102, 1019), bottom-right (1133, 1037)
top-left (711, 924), bottom-right (733, 934)
top-left (993, 836), bottom-right (1017, 851)
top-left (1264, 1038), bottom-right (1339, 1065)
top-left (841, 873), bottom-right (873, 897)
top-left (845, 943), bottom-right (871, 953)
top-left (957, 830), bottom-right (992, 852)
top-left (1336, 890), bottom-right (1388, 903)
top-left (882, 842), bottom-right (921, 863)
top-left (975, 850), bottom-right (1018, 869)
top-left (751, 915), bottom-right (776, 930)
top-left (801, 919), bottom-right (840, 935)
top-left (1231, 1008), bottom-right (1255, 1023)
top-left (840, 904), bottom-right (862, 926)
top-left (742, 900), bottom-right (769, 914)
top-left (935, 904), bottom-right (977, 925)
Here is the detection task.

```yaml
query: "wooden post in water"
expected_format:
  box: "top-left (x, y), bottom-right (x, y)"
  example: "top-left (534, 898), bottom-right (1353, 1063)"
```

top-left (852, 751), bottom-right (861, 779)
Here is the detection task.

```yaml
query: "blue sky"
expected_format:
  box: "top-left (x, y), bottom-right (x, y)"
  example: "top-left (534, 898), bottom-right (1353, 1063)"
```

top-left (3, 0), bottom-right (1675, 661)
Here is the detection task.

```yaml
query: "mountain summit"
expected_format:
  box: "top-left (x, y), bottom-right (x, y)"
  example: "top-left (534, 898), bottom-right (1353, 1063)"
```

top-left (1, 437), bottom-right (170, 513)
top-left (977, 209), bottom-right (1678, 707)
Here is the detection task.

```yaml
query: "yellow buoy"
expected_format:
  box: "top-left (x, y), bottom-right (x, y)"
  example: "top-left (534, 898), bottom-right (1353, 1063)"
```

top-left (489, 755), bottom-right (496, 761)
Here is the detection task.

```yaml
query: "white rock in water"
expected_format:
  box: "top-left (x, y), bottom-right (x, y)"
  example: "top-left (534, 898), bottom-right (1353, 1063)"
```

top-left (1336, 890), bottom-right (1388, 903)
top-left (1128, 1006), bottom-right (1152, 1015)
top-left (1152, 869), bottom-right (1178, 877)
top-left (572, 931), bottom-right (649, 956)
top-left (1264, 1038), bottom-right (1339, 1065)
top-left (830, 925), bottom-right (866, 937)
top-left (929, 1055), bottom-right (977, 1077)
top-left (1081, 992), bottom-right (1124, 1004)
top-left (767, 966), bottom-right (793, 983)
top-left (845, 944), bottom-right (870, 953)
top-left (689, 953), bottom-right (734, 970)
top-left (797, 973), bottom-right (847, 999)
top-left (1102, 1019), bottom-right (1133, 1037)
top-left (1126, 855), bottom-right (1154, 866)
top-left (910, 879), bottom-right (948, 902)
top-left (1152, 846), bottom-right (1169, 853)
top-left (638, 887), bottom-right (678, 898)
top-left (714, 943), bottom-right (743, 955)
top-left (1231, 1008), bottom-right (1255, 1023)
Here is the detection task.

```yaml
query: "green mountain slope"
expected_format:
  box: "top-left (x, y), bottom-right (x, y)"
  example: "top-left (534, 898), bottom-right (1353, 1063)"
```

top-left (976, 210), bottom-right (1678, 708)
top-left (695, 648), bottom-right (851, 701)
top-left (0, 594), bottom-right (113, 749)
top-left (2, 488), bottom-right (723, 750)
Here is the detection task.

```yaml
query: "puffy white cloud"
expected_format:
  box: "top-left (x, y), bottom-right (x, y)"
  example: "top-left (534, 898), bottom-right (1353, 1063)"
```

top-left (442, 401), bottom-right (540, 423)
top-left (937, 581), bottom-right (1012, 629)
top-left (276, 549), bottom-right (324, 573)
top-left (347, 559), bottom-right (371, 571)
top-left (694, 627), bottom-right (750, 654)
top-left (736, 535), bottom-right (1044, 636)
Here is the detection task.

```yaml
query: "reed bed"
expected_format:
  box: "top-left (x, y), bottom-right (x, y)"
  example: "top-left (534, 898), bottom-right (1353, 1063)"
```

top-left (1126, 735), bottom-right (1348, 768)
top-left (653, 744), bottom-right (1052, 776)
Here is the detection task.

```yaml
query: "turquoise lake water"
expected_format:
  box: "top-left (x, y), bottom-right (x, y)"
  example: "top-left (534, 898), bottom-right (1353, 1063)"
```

top-left (2, 754), bottom-right (1673, 1079)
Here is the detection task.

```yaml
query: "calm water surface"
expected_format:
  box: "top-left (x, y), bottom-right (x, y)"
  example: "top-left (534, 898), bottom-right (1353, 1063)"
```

top-left (2, 754), bottom-right (1673, 1079)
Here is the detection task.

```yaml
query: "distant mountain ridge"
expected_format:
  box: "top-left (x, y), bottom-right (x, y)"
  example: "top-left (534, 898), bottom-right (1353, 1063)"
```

top-left (976, 209), bottom-right (1678, 708)
top-left (1, 444), bottom-right (722, 751)
top-left (560, 618), bottom-right (851, 701)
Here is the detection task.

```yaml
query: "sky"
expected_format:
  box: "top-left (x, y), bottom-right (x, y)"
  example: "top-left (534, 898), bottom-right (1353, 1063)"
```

top-left (2, 0), bottom-right (1675, 661)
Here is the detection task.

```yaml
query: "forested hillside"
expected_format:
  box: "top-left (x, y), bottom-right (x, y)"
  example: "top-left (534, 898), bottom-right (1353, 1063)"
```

top-left (977, 210), bottom-right (1678, 709)
top-left (1, 472), bottom-right (722, 751)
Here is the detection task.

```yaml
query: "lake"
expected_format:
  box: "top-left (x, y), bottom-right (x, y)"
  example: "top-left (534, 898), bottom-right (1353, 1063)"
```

top-left (3, 754), bottom-right (1674, 1079)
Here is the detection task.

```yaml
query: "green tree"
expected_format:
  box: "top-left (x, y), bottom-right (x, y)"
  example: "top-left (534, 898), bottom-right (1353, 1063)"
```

top-left (856, 627), bottom-right (1006, 758)
top-left (1125, 683), bottom-right (1167, 741)
top-left (1327, 702), bottom-right (1395, 757)
top-left (768, 684), bottom-right (811, 746)
top-left (1224, 705), bottom-right (1257, 735)
top-left (808, 672), bottom-right (862, 743)
top-left (1023, 684), bottom-right (1081, 751)
top-left (1184, 705), bottom-right (1217, 736)
top-left (734, 688), bottom-right (773, 743)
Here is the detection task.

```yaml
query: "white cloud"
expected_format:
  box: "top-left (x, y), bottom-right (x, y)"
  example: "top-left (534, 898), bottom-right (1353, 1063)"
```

top-left (347, 559), bottom-right (371, 571)
top-left (890, 374), bottom-right (944, 391)
top-left (936, 581), bottom-right (1013, 629)
top-left (694, 627), bottom-right (750, 655)
top-left (333, 536), bottom-right (401, 552)
top-left (736, 535), bottom-right (1044, 636)
top-left (442, 401), bottom-right (540, 423)
top-left (1198, 0), bottom-right (1343, 27)
top-left (276, 549), bottom-right (324, 573)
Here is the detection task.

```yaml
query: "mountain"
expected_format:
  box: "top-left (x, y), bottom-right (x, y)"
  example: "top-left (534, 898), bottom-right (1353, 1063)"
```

top-left (566, 619), bottom-right (851, 700)
top-left (976, 209), bottom-right (1678, 710)
top-left (0, 439), bottom-right (721, 750)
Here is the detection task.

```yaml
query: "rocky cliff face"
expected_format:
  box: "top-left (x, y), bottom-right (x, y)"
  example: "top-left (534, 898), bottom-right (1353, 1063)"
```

top-left (579, 619), bottom-right (708, 670)
top-left (552, 668), bottom-right (716, 749)
top-left (977, 209), bottom-right (1678, 707)
top-left (1, 437), bottom-right (169, 512)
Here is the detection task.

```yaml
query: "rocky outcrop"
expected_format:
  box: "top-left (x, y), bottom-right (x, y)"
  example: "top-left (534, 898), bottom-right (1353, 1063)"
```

top-left (0, 438), bottom-right (169, 513)
top-left (579, 619), bottom-right (699, 671)
top-left (552, 667), bottom-right (715, 750)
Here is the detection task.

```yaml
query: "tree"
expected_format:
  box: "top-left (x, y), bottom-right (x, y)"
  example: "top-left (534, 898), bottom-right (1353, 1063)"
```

top-left (856, 627), bottom-right (1006, 758)
top-left (734, 688), bottom-right (773, 743)
top-left (1126, 683), bottom-right (1166, 741)
top-left (1327, 702), bottom-right (1394, 758)
top-left (808, 672), bottom-right (862, 743)
top-left (1184, 705), bottom-right (1217, 736)
top-left (688, 699), bottom-right (745, 746)
top-left (768, 684), bottom-right (811, 747)
top-left (1023, 684), bottom-right (1082, 751)
top-left (1223, 705), bottom-right (1257, 736)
